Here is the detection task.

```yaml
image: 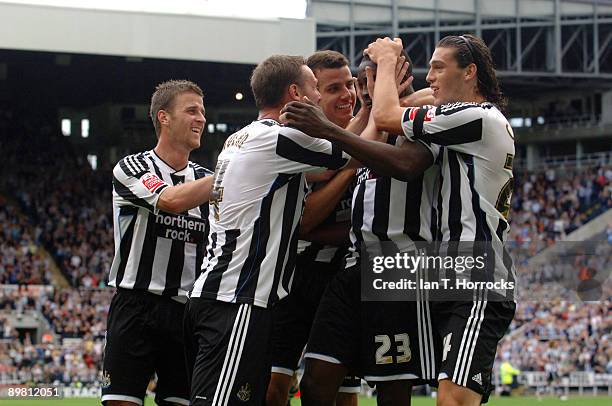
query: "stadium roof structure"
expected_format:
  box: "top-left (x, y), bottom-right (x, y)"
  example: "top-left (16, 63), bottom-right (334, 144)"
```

top-left (309, 0), bottom-right (612, 96)
top-left (0, 1), bottom-right (315, 65)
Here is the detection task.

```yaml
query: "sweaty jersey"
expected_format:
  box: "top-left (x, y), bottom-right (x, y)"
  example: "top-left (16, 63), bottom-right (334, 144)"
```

top-left (401, 102), bottom-right (516, 298)
top-left (191, 119), bottom-right (350, 308)
top-left (346, 134), bottom-right (440, 268)
top-left (109, 150), bottom-right (212, 300)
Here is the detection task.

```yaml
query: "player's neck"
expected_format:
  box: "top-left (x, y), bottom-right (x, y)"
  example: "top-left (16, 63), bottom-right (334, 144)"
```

top-left (257, 108), bottom-right (281, 122)
top-left (154, 139), bottom-right (190, 171)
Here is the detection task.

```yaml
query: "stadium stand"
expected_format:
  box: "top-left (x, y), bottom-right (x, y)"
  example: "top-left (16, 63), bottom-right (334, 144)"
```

top-left (1, 1), bottom-right (611, 401)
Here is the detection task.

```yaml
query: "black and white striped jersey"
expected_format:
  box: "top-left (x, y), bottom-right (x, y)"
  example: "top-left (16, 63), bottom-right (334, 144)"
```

top-left (190, 119), bottom-right (351, 308)
top-left (108, 150), bottom-right (212, 301)
top-left (345, 134), bottom-right (440, 268)
top-left (297, 180), bottom-right (353, 265)
top-left (401, 102), bottom-right (516, 297)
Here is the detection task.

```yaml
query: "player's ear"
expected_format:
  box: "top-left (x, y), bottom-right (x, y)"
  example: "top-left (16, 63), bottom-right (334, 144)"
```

top-left (465, 63), bottom-right (477, 82)
top-left (158, 110), bottom-right (169, 126)
top-left (288, 83), bottom-right (300, 101)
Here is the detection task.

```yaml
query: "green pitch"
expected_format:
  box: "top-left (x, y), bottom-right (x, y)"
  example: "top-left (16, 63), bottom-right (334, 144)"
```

top-left (2, 396), bottom-right (610, 405)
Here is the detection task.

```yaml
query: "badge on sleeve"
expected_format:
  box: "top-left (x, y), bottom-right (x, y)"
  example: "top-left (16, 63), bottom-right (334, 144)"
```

top-left (141, 173), bottom-right (166, 193)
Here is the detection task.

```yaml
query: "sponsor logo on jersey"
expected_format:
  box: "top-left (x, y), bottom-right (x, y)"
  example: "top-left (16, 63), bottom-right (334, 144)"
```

top-left (155, 212), bottom-right (207, 243)
top-left (472, 372), bottom-right (483, 386)
top-left (141, 172), bottom-right (165, 193)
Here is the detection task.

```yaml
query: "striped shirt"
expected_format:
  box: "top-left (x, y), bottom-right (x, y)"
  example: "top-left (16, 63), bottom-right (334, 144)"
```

top-left (191, 119), bottom-right (350, 308)
top-left (346, 134), bottom-right (440, 268)
top-left (297, 180), bottom-right (353, 265)
top-left (401, 102), bottom-right (516, 298)
top-left (108, 150), bottom-right (212, 301)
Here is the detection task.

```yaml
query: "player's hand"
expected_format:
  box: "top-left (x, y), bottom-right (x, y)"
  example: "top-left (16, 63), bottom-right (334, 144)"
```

top-left (355, 76), bottom-right (370, 111)
top-left (280, 96), bottom-right (335, 139)
top-left (365, 37), bottom-right (403, 63)
top-left (395, 56), bottom-right (414, 96)
top-left (365, 66), bottom-right (376, 105)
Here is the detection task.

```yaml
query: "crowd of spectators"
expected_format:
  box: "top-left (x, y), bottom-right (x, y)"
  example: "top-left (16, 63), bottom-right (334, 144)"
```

top-left (498, 299), bottom-right (611, 377)
top-left (1, 133), bottom-right (611, 389)
top-left (509, 165), bottom-right (612, 254)
top-left (0, 198), bottom-right (52, 285)
top-left (2, 134), bottom-right (114, 288)
top-left (0, 335), bottom-right (102, 386)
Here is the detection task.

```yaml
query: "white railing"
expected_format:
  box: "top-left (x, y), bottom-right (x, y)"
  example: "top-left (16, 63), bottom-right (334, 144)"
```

top-left (515, 151), bottom-right (612, 170)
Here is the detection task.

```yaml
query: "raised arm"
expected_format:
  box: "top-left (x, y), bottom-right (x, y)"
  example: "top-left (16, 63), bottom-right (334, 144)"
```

top-left (280, 99), bottom-right (433, 181)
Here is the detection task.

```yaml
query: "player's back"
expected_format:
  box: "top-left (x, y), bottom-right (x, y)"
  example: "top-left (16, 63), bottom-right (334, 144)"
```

top-left (191, 119), bottom-right (350, 308)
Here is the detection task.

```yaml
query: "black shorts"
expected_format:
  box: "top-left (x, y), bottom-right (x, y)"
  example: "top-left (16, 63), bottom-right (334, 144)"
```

top-left (101, 288), bottom-right (189, 406)
top-left (305, 263), bottom-right (435, 386)
top-left (184, 297), bottom-right (272, 406)
top-left (304, 265), bottom-right (361, 376)
top-left (431, 296), bottom-right (516, 403)
top-left (360, 299), bottom-right (436, 386)
top-left (270, 256), bottom-right (360, 393)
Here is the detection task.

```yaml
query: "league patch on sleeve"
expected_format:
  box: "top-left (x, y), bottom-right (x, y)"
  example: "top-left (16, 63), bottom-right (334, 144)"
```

top-left (141, 173), bottom-right (166, 193)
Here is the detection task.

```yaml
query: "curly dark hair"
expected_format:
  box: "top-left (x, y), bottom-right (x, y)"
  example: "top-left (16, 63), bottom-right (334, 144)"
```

top-left (438, 34), bottom-right (507, 111)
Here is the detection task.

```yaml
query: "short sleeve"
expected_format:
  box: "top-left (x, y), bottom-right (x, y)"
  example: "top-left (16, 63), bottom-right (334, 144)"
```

top-left (112, 154), bottom-right (170, 213)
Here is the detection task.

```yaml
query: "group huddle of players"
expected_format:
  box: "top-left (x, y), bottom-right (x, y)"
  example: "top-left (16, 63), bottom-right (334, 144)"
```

top-left (101, 35), bottom-right (516, 406)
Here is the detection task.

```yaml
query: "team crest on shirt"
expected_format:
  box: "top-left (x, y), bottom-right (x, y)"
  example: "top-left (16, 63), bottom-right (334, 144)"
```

top-left (236, 383), bottom-right (252, 402)
top-left (101, 370), bottom-right (111, 388)
top-left (141, 172), bottom-right (165, 193)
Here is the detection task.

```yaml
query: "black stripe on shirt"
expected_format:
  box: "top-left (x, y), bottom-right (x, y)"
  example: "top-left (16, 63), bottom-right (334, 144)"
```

top-left (113, 176), bottom-right (154, 212)
top-left (276, 134), bottom-right (347, 169)
top-left (270, 175), bottom-right (302, 304)
top-left (119, 158), bottom-right (139, 178)
top-left (417, 119), bottom-right (483, 146)
top-left (132, 212), bottom-right (157, 290)
top-left (371, 176), bottom-right (391, 241)
top-left (465, 153), bottom-right (494, 281)
top-left (351, 180), bottom-right (366, 254)
top-left (201, 230), bottom-right (240, 295)
top-left (235, 174), bottom-right (293, 301)
top-left (412, 107), bottom-right (428, 139)
top-left (148, 155), bottom-right (164, 179)
top-left (447, 150), bottom-right (463, 241)
top-left (114, 215), bottom-right (137, 286)
top-left (404, 175), bottom-right (426, 242)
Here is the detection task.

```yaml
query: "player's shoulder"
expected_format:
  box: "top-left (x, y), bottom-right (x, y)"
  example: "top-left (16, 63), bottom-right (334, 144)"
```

top-left (189, 161), bottom-right (213, 176)
top-left (436, 101), bottom-right (495, 117)
top-left (114, 150), bottom-right (150, 177)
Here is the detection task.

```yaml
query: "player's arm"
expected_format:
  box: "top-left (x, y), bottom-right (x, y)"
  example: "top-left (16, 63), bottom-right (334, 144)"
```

top-left (305, 170), bottom-right (338, 183)
top-left (400, 87), bottom-right (434, 107)
top-left (280, 99), bottom-right (433, 181)
top-left (364, 38), bottom-right (413, 134)
top-left (300, 168), bottom-right (356, 234)
top-left (274, 127), bottom-right (352, 174)
top-left (157, 176), bottom-right (213, 214)
top-left (345, 77), bottom-right (370, 136)
top-left (300, 221), bottom-right (351, 246)
top-left (113, 158), bottom-right (213, 215)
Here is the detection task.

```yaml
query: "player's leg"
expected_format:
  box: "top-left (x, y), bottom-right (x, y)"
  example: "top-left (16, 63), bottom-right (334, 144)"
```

top-left (267, 372), bottom-right (293, 406)
top-left (102, 289), bottom-right (156, 406)
top-left (300, 266), bottom-right (361, 405)
top-left (433, 298), bottom-right (516, 406)
top-left (437, 380), bottom-right (481, 406)
top-left (300, 358), bottom-right (350, 405)
top-left (188, 297), bottom-right (273, 406)
top-left (375, 381), bottom-right (413, 406)
top-left (267, 264), bottom-right (314, 406)
top-left (335, 376), bottom-right (361, 406)
top-left (152, 298), bottom-right (190, 406)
